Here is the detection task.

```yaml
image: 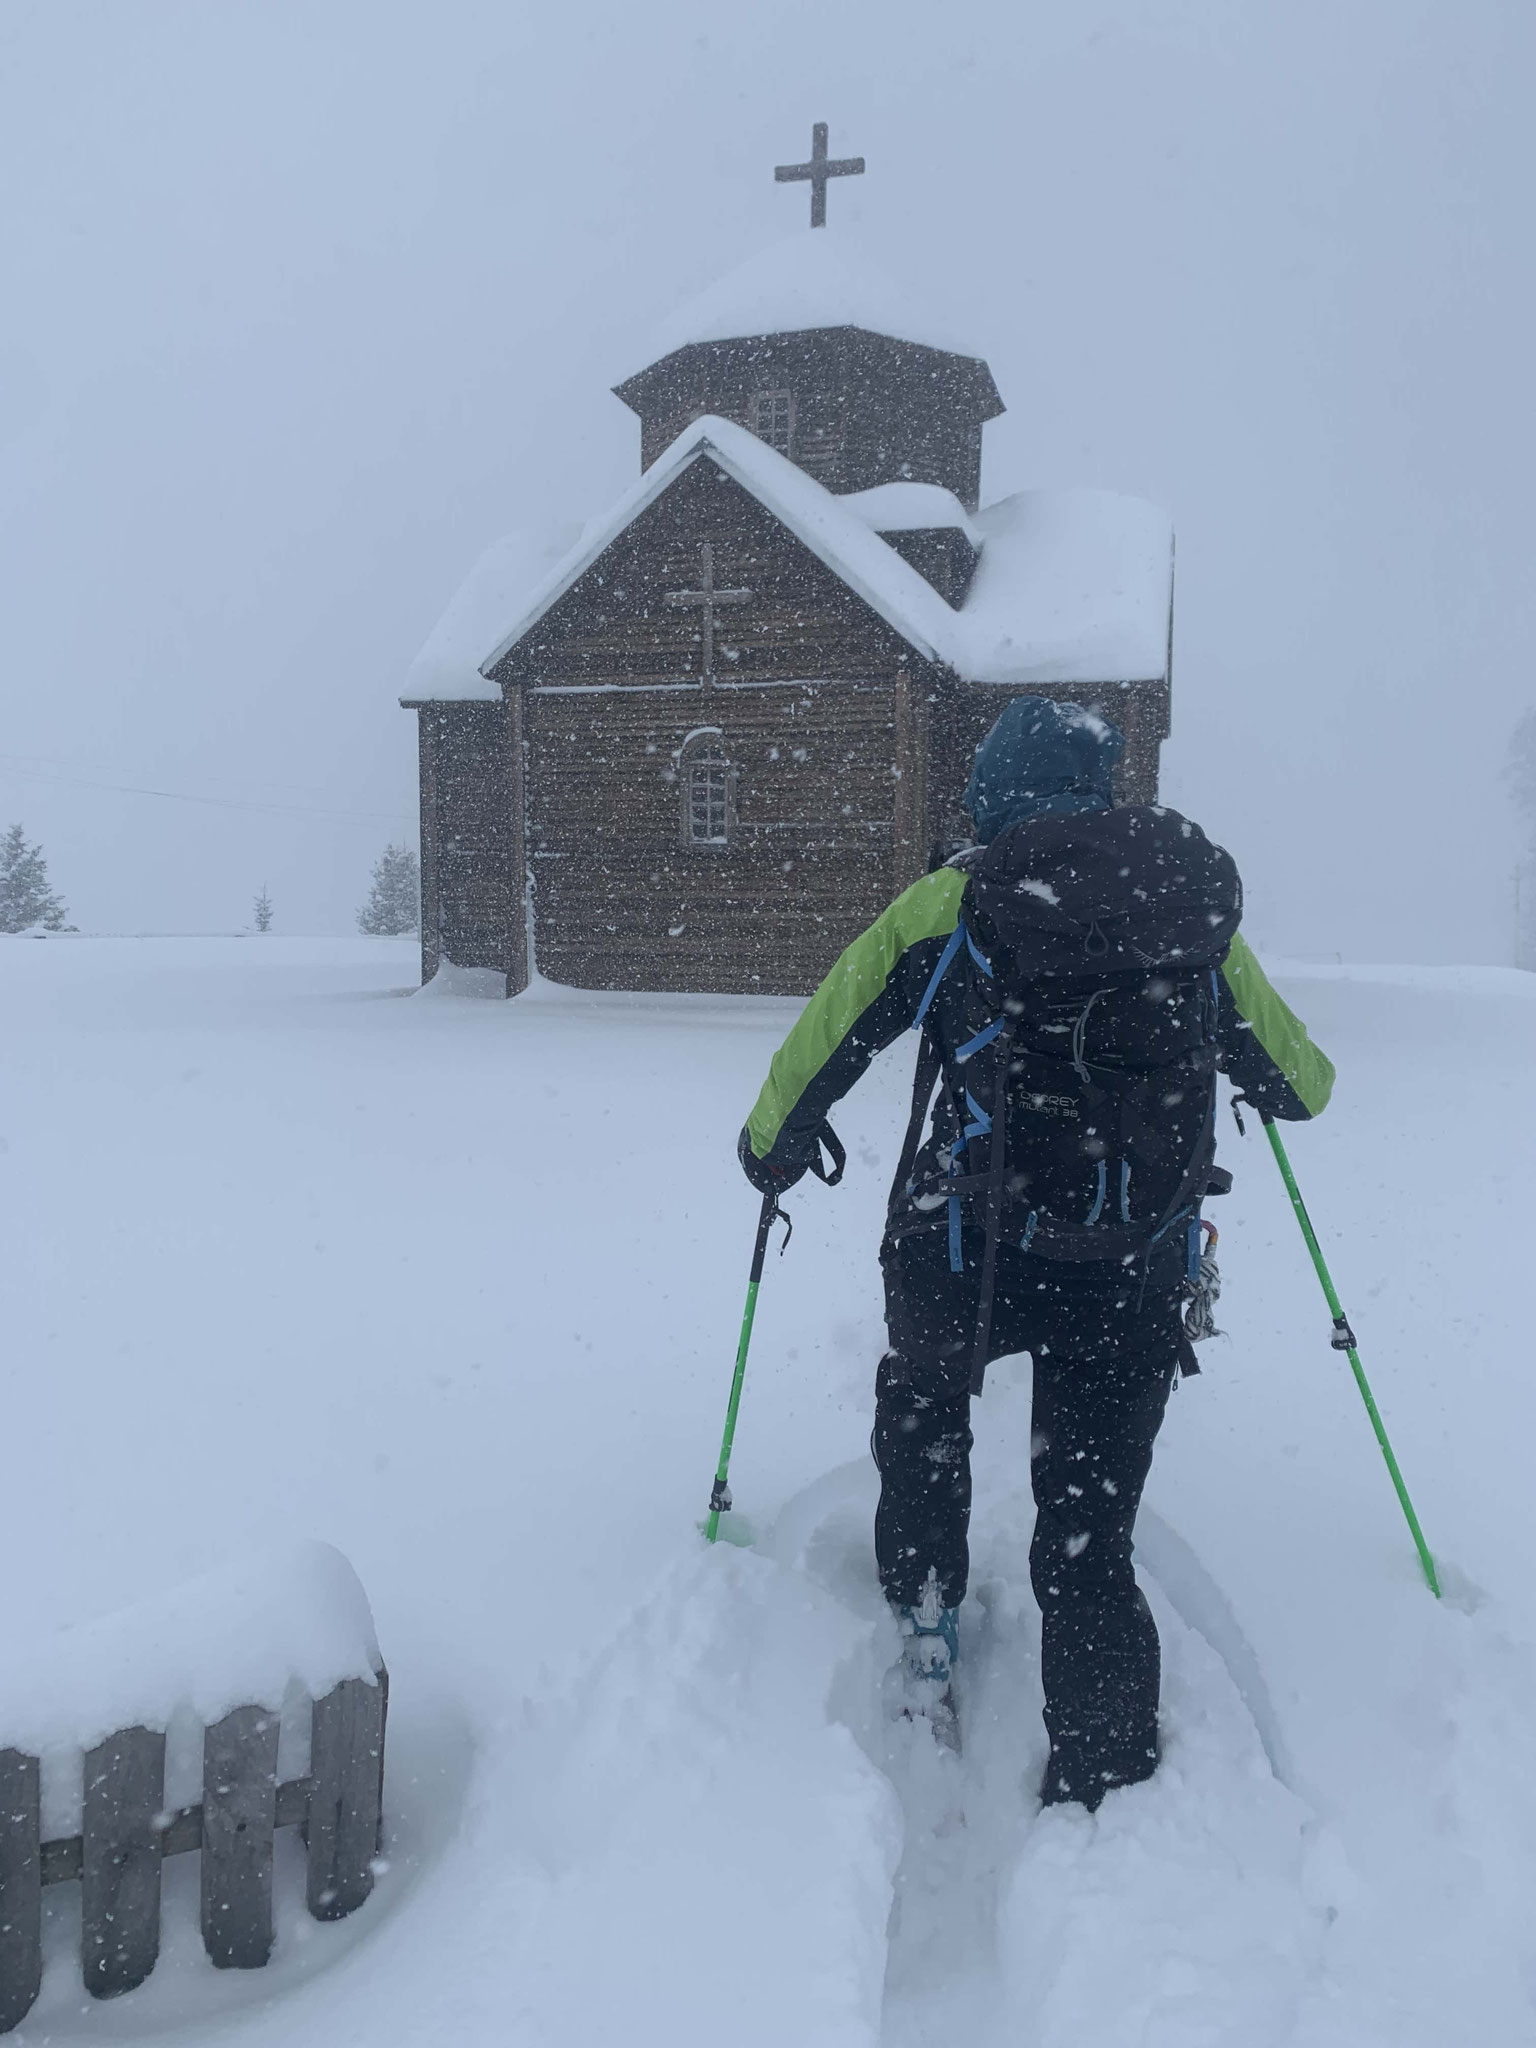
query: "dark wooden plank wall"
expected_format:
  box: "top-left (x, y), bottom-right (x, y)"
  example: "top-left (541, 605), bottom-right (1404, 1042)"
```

top-left (622, 331), bottom-right (998, 509)
top-left (1109, 678), bottom-right (1172, 804)
top-left (528, 681), bottom-right (902, 994)
top-left (504, 461), bottom-right (931, 994)
top-left (633, 331), bottom-right (855, 492)
top-left (836, 333), bottom-right (993, 510)
top-left (891, 665), bottom-right (931, 895)
top-left (879, 527), bottom-right (979, 607)
top-left (414, 703), bottom-right (525, 990)
top-left (500, 459), bottom-right (918, 691)
top-left (416, 714), bottom-right (441, 986)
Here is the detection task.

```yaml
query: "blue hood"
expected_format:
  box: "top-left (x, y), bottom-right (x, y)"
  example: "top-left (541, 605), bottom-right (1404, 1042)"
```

top-left (962, 698), bottom-right (1125, 844)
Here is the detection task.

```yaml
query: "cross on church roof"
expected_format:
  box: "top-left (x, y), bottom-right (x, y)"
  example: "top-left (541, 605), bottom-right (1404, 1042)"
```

top-left (665, 542), bottom-right (751, 682)
top-left (774, 122), bottom-right (865, 228)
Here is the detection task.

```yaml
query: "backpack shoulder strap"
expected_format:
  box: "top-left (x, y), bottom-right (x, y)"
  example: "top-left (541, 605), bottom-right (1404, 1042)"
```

top-left (889, 883), bottom-right (1000, 1225)
top-left (889, 1028), bottom-right (944, 1213)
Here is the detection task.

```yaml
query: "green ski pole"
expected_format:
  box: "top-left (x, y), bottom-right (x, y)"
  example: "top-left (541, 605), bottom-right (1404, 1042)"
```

top-left (1260, 1113), bottom-right (1441, 1597)
top-left (704, 1192), bottom-right (786, 1545)
top-left (704, 1124), bottom-right (846, 1545)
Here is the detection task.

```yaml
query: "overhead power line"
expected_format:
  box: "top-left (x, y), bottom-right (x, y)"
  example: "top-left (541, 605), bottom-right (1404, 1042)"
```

top-left (0, 756), bottom-right (410, 827)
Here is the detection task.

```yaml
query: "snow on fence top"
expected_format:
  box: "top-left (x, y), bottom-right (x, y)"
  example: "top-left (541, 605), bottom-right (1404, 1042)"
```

top-left (405, 417), bottom-right (1172, 704)
top-left (614, 230), bottom-right (988, 380)
top-left (0, 1540), bottom-right (380, 1767)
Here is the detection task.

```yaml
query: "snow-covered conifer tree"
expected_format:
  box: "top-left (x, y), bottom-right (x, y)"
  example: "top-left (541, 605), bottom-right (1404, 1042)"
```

top-left (253, 886), bottom-right (273, 933)
top-left (0, 824), bottom-right (69, 932)
top-left (357, 844), bottom-right (420, 935)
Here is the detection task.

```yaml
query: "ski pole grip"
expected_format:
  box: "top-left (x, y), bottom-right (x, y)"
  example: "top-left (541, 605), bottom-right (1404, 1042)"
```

top-left (808, 1121), bottom-right (846, 1186)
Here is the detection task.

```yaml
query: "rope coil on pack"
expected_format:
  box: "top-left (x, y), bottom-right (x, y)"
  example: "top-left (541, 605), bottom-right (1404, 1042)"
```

top-left (1181, 1219), bottom-right (1222, 1344)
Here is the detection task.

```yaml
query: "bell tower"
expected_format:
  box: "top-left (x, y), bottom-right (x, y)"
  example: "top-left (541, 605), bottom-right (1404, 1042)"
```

top-left (612, 127), bottom-right (1005, 512)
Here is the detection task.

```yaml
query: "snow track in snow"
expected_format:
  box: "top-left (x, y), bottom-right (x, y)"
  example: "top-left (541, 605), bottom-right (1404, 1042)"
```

top-left (495, 1542), bottom-right (899, 2048)
top-left (767, 1459), bottom-right (1030, 2047)
top-left (765, 1432), bottom-right (1326, 2048)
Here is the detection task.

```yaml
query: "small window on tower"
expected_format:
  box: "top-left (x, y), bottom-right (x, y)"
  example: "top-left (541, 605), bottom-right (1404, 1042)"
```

top-left (679, 730), bottom-right (734, 848)
top-left (751, 389), bottom-right (794, 456)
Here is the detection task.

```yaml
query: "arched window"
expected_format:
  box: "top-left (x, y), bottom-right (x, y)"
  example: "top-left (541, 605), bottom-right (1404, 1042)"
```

top-left (678, 729), bottom-right (734, 849)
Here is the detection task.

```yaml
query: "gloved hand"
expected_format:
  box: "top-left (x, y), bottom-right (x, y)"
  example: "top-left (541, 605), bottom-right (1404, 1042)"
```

top-left (737, 1124), bottom-right (809, 1196)
top-left (737, 1121), bottom-right (847, 1197)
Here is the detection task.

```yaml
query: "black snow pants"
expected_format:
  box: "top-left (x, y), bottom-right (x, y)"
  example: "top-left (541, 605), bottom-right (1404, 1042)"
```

top-left (874, 1227), bottom-right (1183, 1809)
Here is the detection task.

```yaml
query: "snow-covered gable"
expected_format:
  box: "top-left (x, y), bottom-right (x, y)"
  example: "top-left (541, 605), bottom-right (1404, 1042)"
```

top-left (477, 415), bottom-right (962, 679)
top-left (402, 527), bottom-right (577, 705)
top-left (473, 419), bottom-right (1169, 690)
top-left (405, 420), bottom-right (1172, 702)
top-left (615, 231), bottom-right (987, 382)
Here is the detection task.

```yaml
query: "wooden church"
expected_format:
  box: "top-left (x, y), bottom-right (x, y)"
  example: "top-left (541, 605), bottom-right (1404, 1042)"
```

top-left (401, 129), bottom-right (1175, 997)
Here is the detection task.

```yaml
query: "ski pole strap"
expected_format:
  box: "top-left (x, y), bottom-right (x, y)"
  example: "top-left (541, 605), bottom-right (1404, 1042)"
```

top-left (1261, 1115), bottom-right (1440, 1598)
top-left (807, 1121), bottom-right (846, 1185)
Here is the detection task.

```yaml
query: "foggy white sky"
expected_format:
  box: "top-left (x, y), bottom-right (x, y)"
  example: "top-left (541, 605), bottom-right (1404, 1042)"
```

top-left (1, 0), bottom-right (1530, 960)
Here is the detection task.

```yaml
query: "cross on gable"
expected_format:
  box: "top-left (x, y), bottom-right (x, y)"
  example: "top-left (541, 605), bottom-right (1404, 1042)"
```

top-left (774, 122), bottom-right (865, 228)
top-left (665, 542), bottom-right (751, 682)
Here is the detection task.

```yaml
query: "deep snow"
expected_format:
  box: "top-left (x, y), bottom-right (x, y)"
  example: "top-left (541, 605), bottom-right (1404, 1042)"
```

top-left (2, 934), bottom-right (1534, 2045)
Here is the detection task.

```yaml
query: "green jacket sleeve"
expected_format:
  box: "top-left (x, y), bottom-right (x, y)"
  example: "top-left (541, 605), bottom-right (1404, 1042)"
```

top-left (1217, 933), bottom-right (1335, 1119)
top-left (744, 868), bottom-right (967, 1163)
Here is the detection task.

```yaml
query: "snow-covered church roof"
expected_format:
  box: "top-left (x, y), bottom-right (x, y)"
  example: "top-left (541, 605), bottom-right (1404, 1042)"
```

top-left (614, 231), bottom-right (990, 382)
top-left (839, 481), bottom-right (983, 546)
top-left (402, 529), bottom-right (574, 706)
top-left (402, 416), bottom-right (1172, 704)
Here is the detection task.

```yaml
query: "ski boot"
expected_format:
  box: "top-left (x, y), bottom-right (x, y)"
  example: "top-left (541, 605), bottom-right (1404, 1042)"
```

top-left (886, 1568), bottom-right (961, 1752)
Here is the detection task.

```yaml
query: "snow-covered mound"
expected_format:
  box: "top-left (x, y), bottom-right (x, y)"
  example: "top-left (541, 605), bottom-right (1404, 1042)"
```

top-left (0, 1542), bottom-right (380, 1760)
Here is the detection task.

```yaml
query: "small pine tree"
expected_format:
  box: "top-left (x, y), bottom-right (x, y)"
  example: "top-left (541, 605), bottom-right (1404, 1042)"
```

top-left (357, 844), bottom-right (420, 936)
top-left (0, 824), bottom-right (68, 933)
top-left (253, 886), bottom-right (273, 933)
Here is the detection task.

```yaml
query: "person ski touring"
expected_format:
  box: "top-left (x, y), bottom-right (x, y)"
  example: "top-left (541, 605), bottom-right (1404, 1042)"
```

top-left (737, 698), bottom-right (1334, 1808)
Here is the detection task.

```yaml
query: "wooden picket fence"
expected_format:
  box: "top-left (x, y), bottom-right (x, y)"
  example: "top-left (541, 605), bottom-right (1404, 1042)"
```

top-left (0, 1668), bottom-right (387, 2032)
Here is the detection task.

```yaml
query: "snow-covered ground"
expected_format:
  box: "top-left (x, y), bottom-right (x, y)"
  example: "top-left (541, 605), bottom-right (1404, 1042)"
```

top-left (3, 934), bottom-right (1534, 2046)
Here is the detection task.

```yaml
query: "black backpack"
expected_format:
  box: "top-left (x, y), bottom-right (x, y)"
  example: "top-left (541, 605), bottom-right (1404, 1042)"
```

top-left (891, 804), bottom-right (1243, 1391)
